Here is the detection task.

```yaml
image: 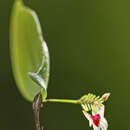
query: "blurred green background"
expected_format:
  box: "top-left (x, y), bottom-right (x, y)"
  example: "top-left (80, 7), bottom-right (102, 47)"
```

top-left (0, 0), bottom-right (130, 129)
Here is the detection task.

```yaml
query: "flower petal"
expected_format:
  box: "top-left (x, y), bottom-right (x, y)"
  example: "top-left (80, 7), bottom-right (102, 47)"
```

top-left (100, 117), bottom-right (108, 130)
top-left (82, 111), bottom-right (93, 127)
top-left (93, 125), bottom-right (100, 130)
top-left (98, 105), bottom-right (105, 117)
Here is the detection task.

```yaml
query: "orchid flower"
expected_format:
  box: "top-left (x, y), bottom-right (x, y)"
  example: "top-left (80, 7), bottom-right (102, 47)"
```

top-left (83, 105), bottom-right (108, 130)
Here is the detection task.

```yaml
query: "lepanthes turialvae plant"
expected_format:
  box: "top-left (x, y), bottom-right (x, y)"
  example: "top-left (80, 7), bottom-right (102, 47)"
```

top-left (10, 0), bottom-right (110, 130)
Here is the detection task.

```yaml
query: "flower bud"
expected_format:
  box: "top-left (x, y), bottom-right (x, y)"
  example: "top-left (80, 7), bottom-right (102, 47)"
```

top-left (102, 93), bottom-right (110, 101)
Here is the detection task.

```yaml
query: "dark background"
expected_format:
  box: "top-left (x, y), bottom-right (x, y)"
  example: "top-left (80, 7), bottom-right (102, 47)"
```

top-left (0, 0), bottom-right (130, 129)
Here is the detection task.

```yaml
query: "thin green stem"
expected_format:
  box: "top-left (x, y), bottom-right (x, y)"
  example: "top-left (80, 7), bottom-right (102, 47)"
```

top-left (42, 99), bottom-right (81, 104)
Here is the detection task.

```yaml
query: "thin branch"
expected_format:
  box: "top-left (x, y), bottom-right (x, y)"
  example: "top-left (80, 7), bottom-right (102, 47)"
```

top-left (32, 92), bottom-right (43, 130)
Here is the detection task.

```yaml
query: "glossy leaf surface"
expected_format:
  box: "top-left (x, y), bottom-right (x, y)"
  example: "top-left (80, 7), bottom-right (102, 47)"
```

top-left (10, 0), bottom-right (49, 102)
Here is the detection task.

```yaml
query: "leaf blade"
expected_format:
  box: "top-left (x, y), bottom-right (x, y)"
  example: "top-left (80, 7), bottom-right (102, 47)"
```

top-left (10, 0), bottom-right (49, 102)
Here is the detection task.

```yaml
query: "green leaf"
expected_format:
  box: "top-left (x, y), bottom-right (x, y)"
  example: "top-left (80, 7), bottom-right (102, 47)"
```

top-left (10, 0), bottom-right (50, 102)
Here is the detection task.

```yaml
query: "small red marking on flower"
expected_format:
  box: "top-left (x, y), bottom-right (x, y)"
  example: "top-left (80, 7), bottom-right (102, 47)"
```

top-left (91, 114), bottom-right (101, 127)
